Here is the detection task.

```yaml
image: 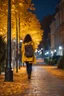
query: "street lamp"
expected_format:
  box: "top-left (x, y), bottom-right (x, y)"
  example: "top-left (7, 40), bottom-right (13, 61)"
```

top-left (5, 0), bottom-right (13, 81)
top-left (59, 46), bottom-right (63, 56)
top-left (18, 15), bottom-right (21, 69)
top-left (19, 39), bottom-right (23, 67)
top-left (59, 46), bottom-right (62, 50)
top-left (54, 49), bottom-right (56, 52)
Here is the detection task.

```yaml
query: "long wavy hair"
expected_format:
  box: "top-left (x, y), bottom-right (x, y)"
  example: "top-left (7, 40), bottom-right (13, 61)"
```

top-left (23, 34), bottom-right (32, 43)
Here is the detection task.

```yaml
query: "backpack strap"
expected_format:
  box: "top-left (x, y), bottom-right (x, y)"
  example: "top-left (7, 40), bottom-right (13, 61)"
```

top-left (24, 41), bottom-right (33, 45)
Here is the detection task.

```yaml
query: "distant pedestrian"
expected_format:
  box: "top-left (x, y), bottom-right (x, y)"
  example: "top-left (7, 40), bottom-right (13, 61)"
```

top-left (21, 34), bottom-right (36, 79)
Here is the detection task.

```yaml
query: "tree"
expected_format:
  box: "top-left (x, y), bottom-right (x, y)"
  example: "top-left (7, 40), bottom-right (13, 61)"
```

top-left (0, 36), bottom-right (6, 74)
top-left (0, 0), bottom-right (43, 49)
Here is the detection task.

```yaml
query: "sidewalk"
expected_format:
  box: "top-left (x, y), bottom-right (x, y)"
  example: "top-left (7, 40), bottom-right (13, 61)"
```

top-left (43, 66), bottom-right (64, 80)
top-left (0, 65), bottom-right (64, 96)
top-left (21, 66), bottom-right (64, 96)
top-left (0, 67), bottom-right (29, 96)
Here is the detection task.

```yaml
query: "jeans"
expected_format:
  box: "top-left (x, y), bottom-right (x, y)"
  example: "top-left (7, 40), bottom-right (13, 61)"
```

top-left (26, 62), bottom-right (32, 77)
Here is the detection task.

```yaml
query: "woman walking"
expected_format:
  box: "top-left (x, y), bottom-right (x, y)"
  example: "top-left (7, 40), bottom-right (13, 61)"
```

top-left (22, 34), bottom-right (36, 79)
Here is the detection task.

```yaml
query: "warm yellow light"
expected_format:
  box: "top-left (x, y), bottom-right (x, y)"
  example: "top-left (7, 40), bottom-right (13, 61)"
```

top-left (0, 0), bottom-right (43, 49)
top-left (0, 32), bottom-right (3, 35)
top-left (19, 3), bottom-right (23, 7)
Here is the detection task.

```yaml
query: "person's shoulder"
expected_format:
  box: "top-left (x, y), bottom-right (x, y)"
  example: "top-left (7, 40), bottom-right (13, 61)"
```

top-left (22, 42), bottom-right (26, 47)
top-left (23, 41), bottom-right (33, 45)
top-left (27, 41), bottom-right (33, 46)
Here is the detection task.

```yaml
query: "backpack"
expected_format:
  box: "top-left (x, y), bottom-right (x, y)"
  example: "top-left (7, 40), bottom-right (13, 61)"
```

top-left (24, 43), bottom-right (34, 57)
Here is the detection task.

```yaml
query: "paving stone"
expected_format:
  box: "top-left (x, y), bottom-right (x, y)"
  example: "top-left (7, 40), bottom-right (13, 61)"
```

top-left (21, 66), bottom-right (64, 96)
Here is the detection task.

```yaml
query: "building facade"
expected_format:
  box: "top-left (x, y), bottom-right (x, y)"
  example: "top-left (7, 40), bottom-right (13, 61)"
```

top-left (50, 0), bottom-right (64, 56)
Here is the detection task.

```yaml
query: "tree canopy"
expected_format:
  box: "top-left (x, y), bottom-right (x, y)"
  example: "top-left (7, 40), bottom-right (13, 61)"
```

top-left (0, 0), bottom-right (43, 48)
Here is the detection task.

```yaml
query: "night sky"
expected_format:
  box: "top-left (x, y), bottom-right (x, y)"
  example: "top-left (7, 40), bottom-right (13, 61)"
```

top-left (32, 0), bottom-right (60, 21)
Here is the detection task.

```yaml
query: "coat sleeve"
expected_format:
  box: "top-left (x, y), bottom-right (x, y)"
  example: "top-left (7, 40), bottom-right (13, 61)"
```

top-left (21, 43), bottom-right (24, 53)
top-left (21, 43), bottom-right (24, 63)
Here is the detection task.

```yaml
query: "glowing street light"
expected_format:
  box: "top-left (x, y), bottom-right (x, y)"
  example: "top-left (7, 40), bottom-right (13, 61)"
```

top-left (41, 48), bottom-right (43, 50)
top-left (54, 49), bottom-right (56, 52)
top-left (45, 51), bottom-right (49, 55)
top-left (20, 39), bottom-right (23, 43)
top-left (59, 46), bottom-right (62, 50)
top-left (47, 52), bottom-right (49, 54)
top-left (35, 49), bottom-right (38, 53)
top-left (59, 46), bottom-right (63, 56)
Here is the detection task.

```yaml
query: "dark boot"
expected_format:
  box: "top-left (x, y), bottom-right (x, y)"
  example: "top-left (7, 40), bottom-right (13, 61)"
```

top-left (28, 74), bottom-right (31, 79)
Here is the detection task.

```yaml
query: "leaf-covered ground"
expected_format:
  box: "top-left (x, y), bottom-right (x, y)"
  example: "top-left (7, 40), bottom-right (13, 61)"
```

top-left (0, 67), bottom-right (29, 96)
top-left (0, 66), bottom-right (64, 96)
top-left (43, 66), bottom-right (64, 80)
